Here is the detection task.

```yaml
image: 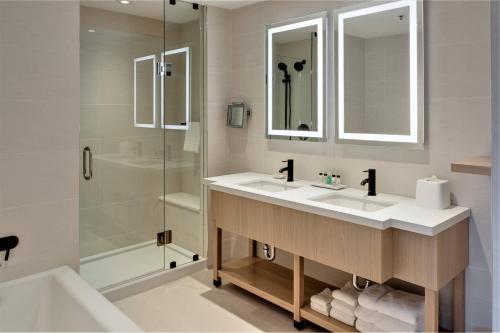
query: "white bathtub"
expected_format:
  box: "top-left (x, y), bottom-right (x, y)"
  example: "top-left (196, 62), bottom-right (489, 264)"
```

top-left (0, 266), bottom-right (141, 332)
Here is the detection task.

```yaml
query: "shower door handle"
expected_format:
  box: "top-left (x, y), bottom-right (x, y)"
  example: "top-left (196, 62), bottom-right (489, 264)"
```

top-left (83, 146), bottom-right (93, 181)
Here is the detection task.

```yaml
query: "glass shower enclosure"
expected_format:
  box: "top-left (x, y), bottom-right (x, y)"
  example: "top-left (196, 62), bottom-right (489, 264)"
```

top-left (79, 0), bottom-right (204, 290)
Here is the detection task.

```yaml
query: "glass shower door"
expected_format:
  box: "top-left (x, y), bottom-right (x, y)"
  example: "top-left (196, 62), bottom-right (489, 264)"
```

top-left (79, 2), bottom-right (166, 289)
top-left (79, 0), bottom-right (203, 290)
top-left (161, 0), bottom-right (203, 270)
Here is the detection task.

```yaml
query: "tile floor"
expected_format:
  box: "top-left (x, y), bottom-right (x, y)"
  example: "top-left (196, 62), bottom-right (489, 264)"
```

top-left (114, 269), bottom-right (323, 332)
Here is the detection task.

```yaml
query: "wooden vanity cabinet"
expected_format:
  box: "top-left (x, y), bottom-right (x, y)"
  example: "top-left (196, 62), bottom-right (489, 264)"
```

top-left (210, 190), bottom-right (468, 332)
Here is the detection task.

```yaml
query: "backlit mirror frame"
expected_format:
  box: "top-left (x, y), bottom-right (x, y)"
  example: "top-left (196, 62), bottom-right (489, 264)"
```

top-left (161, 46), bottom-right (191, 130)
top-left (336, 0), bottom-right (424, 147)
top-left (134, 54), bottom-right (157, 128)
top-left (266, 12), bottom-right (327, 139)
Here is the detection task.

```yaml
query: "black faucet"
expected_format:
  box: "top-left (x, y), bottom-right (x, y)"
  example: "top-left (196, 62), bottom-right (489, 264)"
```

top-left (360, 169), bottom-right (376, 196)
top-left (279, 159), bottom-right (294, 182)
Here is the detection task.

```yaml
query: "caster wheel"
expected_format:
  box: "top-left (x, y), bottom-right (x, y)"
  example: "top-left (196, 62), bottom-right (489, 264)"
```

top-left (293, 320), bottom-right (305, 330)
top-left (213, 279), bottom-right (221, 287)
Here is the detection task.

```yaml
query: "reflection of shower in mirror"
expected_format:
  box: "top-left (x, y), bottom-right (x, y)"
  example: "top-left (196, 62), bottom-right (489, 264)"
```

top-left (266, 13), bottom-right (326, 141)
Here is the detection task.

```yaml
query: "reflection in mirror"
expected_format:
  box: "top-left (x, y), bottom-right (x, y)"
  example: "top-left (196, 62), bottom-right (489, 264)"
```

top-left (134, 55), bottom-right (157, 128)
top-left (161, 47), bottom-right (191, 130)
top-left (337, 0), bottom-right (423, 145)
top-left (266, 13), bottom-right (326, 140)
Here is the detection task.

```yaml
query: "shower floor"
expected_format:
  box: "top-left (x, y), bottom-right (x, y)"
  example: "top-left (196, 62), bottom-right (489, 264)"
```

top-left (80, 240), bottom-right (196, 290)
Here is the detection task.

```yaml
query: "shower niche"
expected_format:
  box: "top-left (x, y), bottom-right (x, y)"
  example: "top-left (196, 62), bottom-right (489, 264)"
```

top-left (266, 12), bottom-right (327, 141)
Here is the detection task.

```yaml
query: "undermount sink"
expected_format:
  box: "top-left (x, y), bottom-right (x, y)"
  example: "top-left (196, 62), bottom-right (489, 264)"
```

top-left (237, 180), bottom-right (301, 193)
top-left (311, 193), bottom-right (394, 212)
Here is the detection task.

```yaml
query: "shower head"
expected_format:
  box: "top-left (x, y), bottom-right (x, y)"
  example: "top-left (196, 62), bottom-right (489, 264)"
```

top-left (278, 62), bottom-right (288, 71)
top-left (294, 60), bottom-right (306, 72)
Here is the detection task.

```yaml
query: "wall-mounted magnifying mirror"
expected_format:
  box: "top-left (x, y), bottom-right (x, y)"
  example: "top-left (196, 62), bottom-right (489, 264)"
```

top-left (134, 54), bottom-right (157, 128)
top-left (336, 0), bottom-right (423, 147)
top-left (161, 46), bottom-right (191, 130)
top-left (266, 12), bottom-right (327, 141)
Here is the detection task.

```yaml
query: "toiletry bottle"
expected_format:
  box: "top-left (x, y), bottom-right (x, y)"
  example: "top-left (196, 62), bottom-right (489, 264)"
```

top-left (318, 173), bottom-right (324, 183)
top-left (326, 174), bottom-right (333, 185)
top-left (337, 175), bottom-right (342, 185)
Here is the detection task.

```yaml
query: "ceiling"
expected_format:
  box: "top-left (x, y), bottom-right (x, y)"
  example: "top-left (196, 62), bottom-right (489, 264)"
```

top-left (81, 0), bottom-right (263, 23)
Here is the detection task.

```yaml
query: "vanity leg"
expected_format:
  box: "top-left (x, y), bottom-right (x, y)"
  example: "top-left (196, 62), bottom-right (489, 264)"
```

top-left (293, 255), bottom-right (304, 329)
top-left (249, 239), bottom-right (257, 257)
top-left (453, 271), bottom-right (465, 332)
top-left (212, 227), bottom-right (222, 287)
top-left (425, 288), bottom-right (439, 332)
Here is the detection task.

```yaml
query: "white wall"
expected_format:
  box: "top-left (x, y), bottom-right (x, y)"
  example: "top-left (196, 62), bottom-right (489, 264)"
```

top-left (0, 1), bottom-right (80, 281)
top-left (207, 1), bottom-right (492, 331)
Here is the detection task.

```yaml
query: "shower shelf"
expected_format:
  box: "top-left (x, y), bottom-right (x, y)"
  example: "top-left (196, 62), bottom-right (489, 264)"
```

top-left (159, 192), bottom-right (200, 212)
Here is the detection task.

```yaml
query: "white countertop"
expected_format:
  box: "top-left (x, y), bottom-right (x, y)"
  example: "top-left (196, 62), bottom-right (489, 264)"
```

top-left (204, 172), bottom-right (471, 236)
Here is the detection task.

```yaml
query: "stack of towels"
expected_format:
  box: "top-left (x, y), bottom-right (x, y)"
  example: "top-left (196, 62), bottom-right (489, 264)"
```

top-left (329, 281), bottom-right (360, 326)
top-left (355, 285), bottom-right (425, 332)
top-left (310, 288), bottom-right (333, 316)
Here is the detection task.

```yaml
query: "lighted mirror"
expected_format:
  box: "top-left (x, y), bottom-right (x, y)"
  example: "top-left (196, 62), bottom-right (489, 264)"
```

top-left (266, 12), bottom-right (327, 140)
top-left (134, 54), bottom-right (157, 128)
top-left (161, 47), bottom-right (191, 130)
top-left (336, 0), bottom-right (423, 146)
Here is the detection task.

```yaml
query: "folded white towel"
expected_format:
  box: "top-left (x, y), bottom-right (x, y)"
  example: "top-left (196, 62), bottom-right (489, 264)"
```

top-left (372, 312), bottom-right (423, 332)
top-left (356, 318), bottom-right (380, 332)
top-left (354, 306), bottom-right (376, 323)
top-left (375, 290), bottom-right (424, 326)
top-left (359, 284), bottom-right (393, 311)
top-left (311, 302), bottom-right (330, 317)
top-left (311, 300), bottom-right (331, 313)
top-left (330, 307), bottom-right (356, 326)
top-left (332, 281), bottom-right (360, 307)
top-left (183, 122), bottom-right (200, 153)
top-left (331, 299), bottom-right (356, 315)
top-left (311, 288), bottom-right (333, 306)
top-left (311, 299), bottom-right (331, 308)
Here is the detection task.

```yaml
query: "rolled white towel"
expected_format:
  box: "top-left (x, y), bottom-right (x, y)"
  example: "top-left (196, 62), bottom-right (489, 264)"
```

top-left (358, 284), bottom-right (393, 311)
top-left (332, 281), bottom-right (360, 307)
top-left (311, 288), bottom-right (333, 306)
top-left (354, 305), bottom-right (376, 323)
top-left (375, 290), bottom-right (424, 326)
top-left (330, 307), bottom-right (356, 326)
top-left (331, 299), bottom-right (356, 315)
top-left (311, 302), bottom-right (330, 317)
top-left (372, 312), bottom-right (423, 332)
top-left (356, 318), bottom-right (380, 333)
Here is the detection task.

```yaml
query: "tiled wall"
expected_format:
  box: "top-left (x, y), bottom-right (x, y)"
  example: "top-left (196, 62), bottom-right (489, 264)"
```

top-left (207, 1), bottom-right (492, 330)
top-left (0, 1), bottom-right (80, 281)
top-left (206, 7), bottom-right (232, 178)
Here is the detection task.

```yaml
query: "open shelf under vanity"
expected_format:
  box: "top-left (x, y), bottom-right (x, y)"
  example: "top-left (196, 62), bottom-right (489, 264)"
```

top-left (209, 188), bottom-right (468, 332)
top-left (219, 256), bottom-right (359, 332)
